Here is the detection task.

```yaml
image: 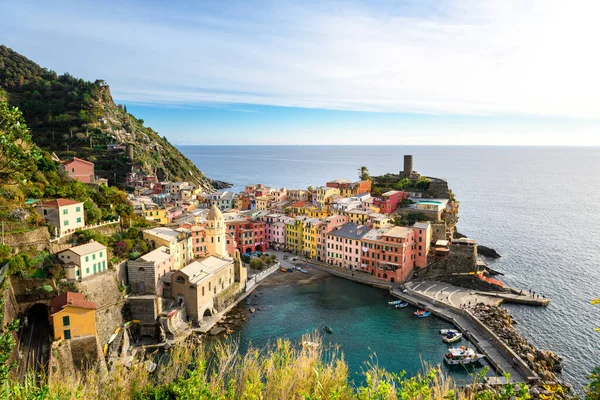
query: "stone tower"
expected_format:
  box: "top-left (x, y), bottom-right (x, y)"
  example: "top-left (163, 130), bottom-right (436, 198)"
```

top-left (403, 155), bottom-right (414, 178)
top-left (206, 204), bottom-right (227, 258)
top-left (233, 249), bottom-right (247, 291)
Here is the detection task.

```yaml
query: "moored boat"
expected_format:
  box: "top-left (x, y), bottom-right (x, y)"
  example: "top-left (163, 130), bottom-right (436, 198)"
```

top-left (323, 325), bottom-right (333, 334)
top-left (442, 332), bottom-right (463, 343)
top-left (299, 268), bottom-right (308, 274)
top-left (394, 302), bottom-right (409, 308)
top-left (388, 300), bottom-right (403, 305)
top-left (280, 267), bottom-right (288, 272)
top-left (414, 309), bottom-right (431, 318)
top-left (443, 346), bottom-right (485, 365)
top-left (439, 328), bottom-right (459, 335)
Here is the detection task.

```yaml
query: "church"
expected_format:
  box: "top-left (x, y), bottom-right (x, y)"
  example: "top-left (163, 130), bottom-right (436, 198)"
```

top-left (170, 205), bottom-right (247, 325)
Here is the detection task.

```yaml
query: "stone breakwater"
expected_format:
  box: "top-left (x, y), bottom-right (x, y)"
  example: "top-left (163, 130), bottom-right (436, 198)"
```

top-left (473, 304), bottom-right (571, 398)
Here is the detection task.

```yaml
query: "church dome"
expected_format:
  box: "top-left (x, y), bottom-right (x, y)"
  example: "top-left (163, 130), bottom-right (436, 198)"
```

top-left (207, 204), bottom-right (223, 221)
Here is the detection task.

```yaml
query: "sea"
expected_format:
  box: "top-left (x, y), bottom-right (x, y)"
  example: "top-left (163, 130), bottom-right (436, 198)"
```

top-left (178, 145), bottom-right (600, 389)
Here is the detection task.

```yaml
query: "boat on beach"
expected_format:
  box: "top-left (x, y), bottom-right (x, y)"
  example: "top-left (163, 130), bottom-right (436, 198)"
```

top-left (394, 302), bottom-right (409, 308)
top-left (443, 346), bottom-right (485, 365)
top-left (414, 309), bottom-right (431, 318)
top-left (299, 268), bottom-right (308, 274)
top-left (388, 300), bottom-right (403, 305)
top-left (442, 331), bottom-right (463, 343)
top-left (280, 267), bottom-right (288, 272)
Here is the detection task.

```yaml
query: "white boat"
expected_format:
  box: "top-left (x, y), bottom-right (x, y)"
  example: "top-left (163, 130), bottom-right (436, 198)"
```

top-left (442, 332), bottom-right (463, 343)
top-left (443, 346), bottom-right (485, 365)
top-left (439, 329), bottom-right (459, 335)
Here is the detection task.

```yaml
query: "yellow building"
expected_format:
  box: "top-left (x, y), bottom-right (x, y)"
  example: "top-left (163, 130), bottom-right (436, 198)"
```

top-left (50, 292), bottom-right (97, 341)
top-left (343, 209), bottom-right (371, 225)
top-left (315, 187), bottom-right (340, 208)
top-left (285, 217), bottom-right (305, 253)
top-left (143, 227), bottom-right (193, 269)
top-left (303, 205), bottom-right (331, 218)
top-left (143, 208), bottom-right (169, 225)
top-left (302, 218), bottom-right (322, 259)
top-left (255, 195), bottom-right (274, 211)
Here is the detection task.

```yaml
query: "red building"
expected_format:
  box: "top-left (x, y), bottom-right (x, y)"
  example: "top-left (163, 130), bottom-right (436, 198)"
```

top-left (373, 190), bottom-right (408, 214)
top-left (60, 158), bottom-right (95, 184)
top-left (225, 217), bottom-right (266, 254)
top-left (360, 225), bottom-right (430, 283)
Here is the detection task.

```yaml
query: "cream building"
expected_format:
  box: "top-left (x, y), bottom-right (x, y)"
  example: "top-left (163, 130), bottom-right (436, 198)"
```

top-left (58, 241), bottom-right (107, 281)
top-left (143, 227), bottom-right (193, 270)
top-left (37, 198), bottom-right (85, 237)
top-left (205, 205), bottom-right (228, 258)
top-left (170, 252), bottom-right (247, 324)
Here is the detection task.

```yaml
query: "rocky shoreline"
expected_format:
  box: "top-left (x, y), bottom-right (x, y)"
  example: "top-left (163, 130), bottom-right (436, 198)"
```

top-left (472, 304), bottom-right (572, 398)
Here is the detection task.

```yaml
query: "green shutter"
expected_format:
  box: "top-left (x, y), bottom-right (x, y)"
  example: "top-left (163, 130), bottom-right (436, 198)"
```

top-left (63, 316), bottom-right (70, 326)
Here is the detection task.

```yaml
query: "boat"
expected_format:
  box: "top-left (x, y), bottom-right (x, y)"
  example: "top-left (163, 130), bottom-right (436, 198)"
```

top-left (287, 268), bottom-right (294, 272)
top-left (394, 302), bottom-right (409, 308)
top-left (443, 346), bottom-right (485, 365)
top-left (414, 310), bottom-right (431, 318)
top-left (323, 325), bottom-right (333, 334)
top-left (280, 267), bottom-right (288, 272)
top-left (299, 268), bottom-right (308, 274)
top-left (294, 266), bottom-right (302, 271)
top-left (388, 300), bottom-right (403, 305)
top-left (439, 329), bottom-right (460, 335)
top-left (442, 332), bottom-right (463, 343)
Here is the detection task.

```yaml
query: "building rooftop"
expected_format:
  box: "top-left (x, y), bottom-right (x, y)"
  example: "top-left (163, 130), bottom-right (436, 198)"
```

top-left (328, 222), bottom-right (370, 240)
top-left (178, 256), bottom-right (232, 285)
top-left (382, 226), bottom-right (413, 239)
top-left (413, 221), bottom-right (431, 230)
top-left (382, 190), bottom-right (401, 197)
top-left (40, 198), bottom-right (82, 208)
top-left (51, 292), bottom-right (96, 315)
top-left (138, 246), bottom-right (172, 264)
top-left (61, 157), bottom-right (94, 166)
top-left (362, 228), bottom-right (390, 241)
top-left (144, 227), bottom-right (182, 242)
top-left (60, 240), bottom-right (106, 256)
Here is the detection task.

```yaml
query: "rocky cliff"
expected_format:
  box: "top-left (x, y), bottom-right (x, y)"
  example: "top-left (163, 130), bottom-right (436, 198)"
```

top-left (0, 45), bottom-right (230, 191)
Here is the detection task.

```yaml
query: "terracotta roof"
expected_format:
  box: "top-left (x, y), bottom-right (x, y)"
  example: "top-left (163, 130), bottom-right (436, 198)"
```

top-left (40, 198), bottom-right (83, 208)
top-left (51, 292), bottom-right (96, 315)
top-left (61, 157), bottom-right (95, 166)
top-left (292, 201), bottom-right (309, 208)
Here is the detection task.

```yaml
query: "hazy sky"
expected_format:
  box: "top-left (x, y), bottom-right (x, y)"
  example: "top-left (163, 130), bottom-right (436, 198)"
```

top-left (1, 0), bottom-right (599, 145)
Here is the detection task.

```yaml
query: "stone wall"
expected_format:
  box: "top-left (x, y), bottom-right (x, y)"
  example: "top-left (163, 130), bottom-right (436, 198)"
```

top-left (127, 296), bottom-right (162, 325)
top-left (425, 178), bottom-right (450, 198)
top-left (2, 227), bottom-right (50, 253)
top-left (423, 243), bottom-right (477, 277)
top-left (50, 335), bottom-right (106, 381)
top-left (430, 222), bottom-right (447, 242)
top-left (2, 275), bottom-right (21, 369)
top-left (76, 270), bottom-right (128, 345)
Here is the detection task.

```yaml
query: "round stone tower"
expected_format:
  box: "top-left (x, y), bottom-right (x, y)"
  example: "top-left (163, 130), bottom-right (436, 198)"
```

top-left (403, 155), bottom-right (414, 177)
top-left (206, 204), bottom-right (227, 257)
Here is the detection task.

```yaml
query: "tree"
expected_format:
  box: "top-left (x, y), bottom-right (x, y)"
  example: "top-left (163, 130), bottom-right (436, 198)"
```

top-left (587, 367), bottom-right (600, 400)
top-left (249, 258), bottom-right (265, 270)
top-left (358, 166), bottom-right (370, 181)
top-left (123, 104), bottom-right (127, 113)
top-left (0, 101), bottom-right (41, 184)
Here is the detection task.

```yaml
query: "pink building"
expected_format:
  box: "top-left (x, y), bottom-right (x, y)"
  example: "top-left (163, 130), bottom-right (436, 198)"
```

top-left (412, 222), bottom-right (432, 268)
top-left (60, 158), bottom-right (95, 184)
top-left (189, 226), bottom-right (207, 258)
top-left (326, 223), bottom-right (370, 270)
top-left (373, 190), bottom-right (408, 214)
top-left (316, 214), bottom-right (348, 262)
top-left (264, 214), bottom-right (288, 248)
top-left (273, 188), bottom-right (288, 203)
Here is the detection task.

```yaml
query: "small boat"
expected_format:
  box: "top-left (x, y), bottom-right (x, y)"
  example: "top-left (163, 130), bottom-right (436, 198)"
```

top-left (442, 332), bottom-right (463, 343)
top-left (323, 325), bottom-right (333, 334)
top-left (294, 266), bottom-right (302, 271)
top-left (394, 302), bottom-right (409, 308)
top-left (299, 268), bottom-right (308, 274)
top-left (280, 267), bottom-right (288, 272)
top-left (439, 329), bottom-right (460, 335)
top-left (287, 268), bottom-right (294, 272)
top-left (444, 346), bottom-right (485, 365)
top-left (388, 300), bottom-right (403, 305)
top-left (414, 310), bottom-right (431, 318)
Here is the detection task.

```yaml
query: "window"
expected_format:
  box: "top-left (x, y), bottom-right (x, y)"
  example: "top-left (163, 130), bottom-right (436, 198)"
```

top-left (76, 217), bottom-right (82, 223)
top-left (85, 256), bottom-right (89, 262)
top-left (92, 254), bottom-right (96, 260)
top-left (64, 329), bottom-right (71, 340)
top-left (63, 209), bottom-right (68, 215)
top-left (64, 220), bottom-right (69, 226)
top-left (76, 270), bottom-right (80, 276)
top-left (63, 316), bottom-right (70, 326)
top-left (93, 264), bottom-right (97, 273)
top-left (86, 267), bottom-right (90, 274)
top-left (76, 206), bottom-right (81, 212)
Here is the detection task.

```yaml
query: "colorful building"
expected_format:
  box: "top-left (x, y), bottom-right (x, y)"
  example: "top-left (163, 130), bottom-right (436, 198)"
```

top-left (223, 213), bottom-right (266, 254)
top-left (127, 246), bottom-right (174, 295)
top-left (288, 189), bottom-right (309, 202)
top-left (315, 214), bottom-right (348, 262)
top-left (50, 292), bottom-right (97, 341)
top-left (285, 217), bottom-right (306, 254)
top-left (60, 157), bottom-right (95, 184)
top-left (326, 223), bottom-right (370, 269)
top-left (314, 186), bottom-right (340, 208)
top-left (373, 190), bottom-right (408, 215)
top-left (326, 179), bottom-right (371, 197)
top-left (58, 241), bottom-right (107, 281)
top-left (301, 218), bottom-right (322, 259)
top-left (255, 195), bottom-right (274, 211)
top-left (143, 227), bottom-right (193, 270)
top-left (37, 199), bottom-right (85, 237)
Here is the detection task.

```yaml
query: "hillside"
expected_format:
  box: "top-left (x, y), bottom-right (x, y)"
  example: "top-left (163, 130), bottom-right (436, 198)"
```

top-left (0, 45), bottom-right (229, 192)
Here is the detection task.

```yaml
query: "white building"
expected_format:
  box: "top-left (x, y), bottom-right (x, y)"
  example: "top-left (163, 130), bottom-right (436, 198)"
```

top-left (37, 199), bottom-right (85, 237)
top-left (58, 241), bottom-right (107, 281)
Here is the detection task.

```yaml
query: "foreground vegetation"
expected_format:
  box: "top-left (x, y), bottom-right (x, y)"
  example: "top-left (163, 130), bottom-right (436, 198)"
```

top-left (0, 332), bottom-right (597, 400)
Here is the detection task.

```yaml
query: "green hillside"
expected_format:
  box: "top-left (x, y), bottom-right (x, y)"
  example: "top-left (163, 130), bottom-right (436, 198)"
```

top-left (0, 45), bottom-right (228, 191)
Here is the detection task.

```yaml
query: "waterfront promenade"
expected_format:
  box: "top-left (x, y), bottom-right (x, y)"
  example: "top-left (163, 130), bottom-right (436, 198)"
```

top-left (302, 259), bottom-right (539, 383)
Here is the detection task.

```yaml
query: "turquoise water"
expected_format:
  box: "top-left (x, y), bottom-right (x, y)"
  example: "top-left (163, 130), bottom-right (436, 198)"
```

top-left (235, 274), bottom-right (489, 386)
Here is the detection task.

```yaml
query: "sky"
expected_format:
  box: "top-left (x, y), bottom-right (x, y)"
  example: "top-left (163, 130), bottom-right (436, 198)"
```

top-left (1, 0), bottom-right (599, 145)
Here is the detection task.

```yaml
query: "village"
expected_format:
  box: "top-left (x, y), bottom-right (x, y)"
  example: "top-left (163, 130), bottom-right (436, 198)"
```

top-left (3, 153), bottom-right (567, 396)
